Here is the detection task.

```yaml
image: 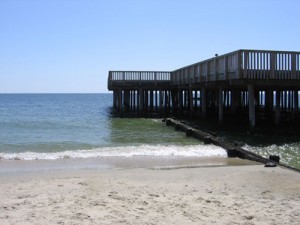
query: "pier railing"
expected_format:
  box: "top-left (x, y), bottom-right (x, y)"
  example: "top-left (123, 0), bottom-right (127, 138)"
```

top-left (107, 49), bottom-right (300, 90)
top-left (172, 50), bottom-right (241, 84)
top-left (171, 49), bottom-right (300, 85)
top-left (108, 71), bottom-right (171, 89)
top-left (241, 50), bottom-right (300, 80)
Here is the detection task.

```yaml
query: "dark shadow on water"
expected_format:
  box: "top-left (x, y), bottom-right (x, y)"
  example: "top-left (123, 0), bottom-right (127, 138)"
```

top-left (183, 116), bottom-right (300, 147)
top-left (107, 107), bottom-right (300, 147)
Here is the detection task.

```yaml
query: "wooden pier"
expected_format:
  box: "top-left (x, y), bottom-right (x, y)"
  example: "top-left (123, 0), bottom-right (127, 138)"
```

top-left (107, 49), bottom-right (300, 129)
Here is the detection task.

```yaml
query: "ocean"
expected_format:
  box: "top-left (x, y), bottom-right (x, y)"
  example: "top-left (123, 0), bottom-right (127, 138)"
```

top-left (0, 94), bottom-right (299, 170)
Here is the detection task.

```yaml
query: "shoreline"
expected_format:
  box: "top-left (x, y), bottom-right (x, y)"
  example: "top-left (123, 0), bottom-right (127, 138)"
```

top-left (0, 156), bottom-right (256, 175)
top-left (0, 163), bottom-right (299, 224)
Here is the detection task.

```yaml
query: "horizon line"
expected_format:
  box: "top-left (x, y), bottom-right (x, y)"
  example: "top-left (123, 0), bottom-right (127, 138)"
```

top-left (0, 92), bottom-right (112, 94)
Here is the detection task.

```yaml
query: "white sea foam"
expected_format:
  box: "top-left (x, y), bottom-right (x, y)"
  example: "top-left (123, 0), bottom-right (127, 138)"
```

top-left (0, 144), bottom-right (227, 160)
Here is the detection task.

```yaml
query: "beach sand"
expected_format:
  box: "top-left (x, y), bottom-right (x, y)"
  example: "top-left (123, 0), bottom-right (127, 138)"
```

top-left (0, 159), bottom-right (299, 225)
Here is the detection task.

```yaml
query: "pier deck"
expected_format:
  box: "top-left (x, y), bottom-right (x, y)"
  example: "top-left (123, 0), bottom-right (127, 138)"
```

top-left (108, 49), bottom-right (300, 128)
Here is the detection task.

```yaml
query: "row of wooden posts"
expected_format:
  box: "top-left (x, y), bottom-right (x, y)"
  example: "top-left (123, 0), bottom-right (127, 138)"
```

top-left (113, 86), bottom-right (299, 128)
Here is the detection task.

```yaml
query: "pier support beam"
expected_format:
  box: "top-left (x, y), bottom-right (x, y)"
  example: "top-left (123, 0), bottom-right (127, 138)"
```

top-left (155, 90), bottom-right (158, 112)
top-left (231, 89), bottom-right (238, 114)
top-left (171, 90), bottom-right (178, 114)
top-left (133, 90), bottom-right (137, 112)
top-left (159, 90), bottom-right (163, 113)
top-left (113, 90), bottom-right (118, 110)
top-left (164, 90), bottom-right (168, 114)
top-left (118, 90), bottom-right (123, 112)
top-left (189, 88), bottom-right (193, 114)
top-left (139, 89), bottom-right (144, 113)
top-left (248, 85), bottom-right (255, 129)
top-left (265, 89), bottom-right (273, 116)
top-left (184, 90), bottom-right (187, 109)
top-left (201, 87), bottom-right (207, 119)
top-left (145, 90), bottom-right (149, 111)
top-left (218, 87), bottom-right (224, 124)
top-left (150, 91), bottom-right (154, 110)
top-left (275, 90), bottom-right (281, 125)
top-left (294, 90), bottom-right (299, 112)
top-left (178, 90), bottom-right (183, 114)
top-left (123, 90), bottom-right (130, 111)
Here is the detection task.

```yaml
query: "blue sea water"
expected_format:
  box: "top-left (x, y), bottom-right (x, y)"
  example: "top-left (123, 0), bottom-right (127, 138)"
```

top-left (0, 94), bottom-right (299, 170)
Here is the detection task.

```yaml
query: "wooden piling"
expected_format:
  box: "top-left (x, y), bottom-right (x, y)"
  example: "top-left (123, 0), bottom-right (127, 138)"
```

top-left (248, 85), bottom-right (255, 129)
top-left (201, 87), bottom-right (207, 119)
top-left (218, 87), bottom-right (224, 124)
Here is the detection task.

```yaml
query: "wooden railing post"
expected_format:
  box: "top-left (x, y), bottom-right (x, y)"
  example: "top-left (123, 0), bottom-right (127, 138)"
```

top-left (224, 55), bottom-right (228, 79)
top-left (193, 65), bottom-right (196, 83)
top-left (107, 71), bottom-right (111, 89)
top-left (243, 50), bottom-right (248, 78)
top-left (237, 51), bottom-right (241, 79)
top-left (214, 56), bottom-right (218, 81)
top-left (206, 62), bottom-right (209, 82)
top-left (292, 53), bottom-right (296, 78)
top-left (270, 52), bottom-right (276, 79)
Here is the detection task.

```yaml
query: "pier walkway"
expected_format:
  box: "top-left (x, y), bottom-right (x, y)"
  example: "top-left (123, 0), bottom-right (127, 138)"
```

top-left (107, 49), bottom-right (300, 128)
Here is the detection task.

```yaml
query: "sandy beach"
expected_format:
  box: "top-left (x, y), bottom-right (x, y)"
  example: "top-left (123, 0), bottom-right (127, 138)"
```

top-left (0, 158), bottom-right (299, 225)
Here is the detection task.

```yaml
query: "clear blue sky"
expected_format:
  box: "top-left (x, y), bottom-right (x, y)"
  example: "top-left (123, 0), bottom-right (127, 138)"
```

top-left (1, 0), bottom-right (299, 93)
